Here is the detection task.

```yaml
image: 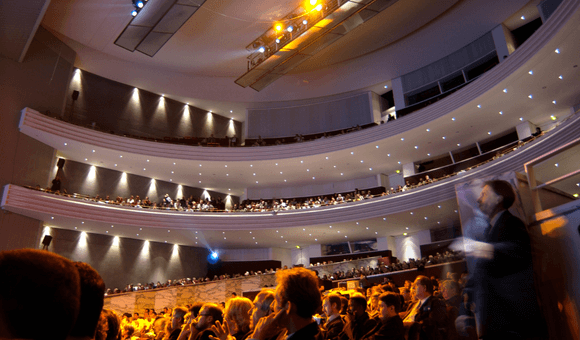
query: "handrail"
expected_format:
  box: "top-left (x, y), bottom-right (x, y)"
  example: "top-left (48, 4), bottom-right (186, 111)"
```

top-left (524, 136), bottom-right (580, 213)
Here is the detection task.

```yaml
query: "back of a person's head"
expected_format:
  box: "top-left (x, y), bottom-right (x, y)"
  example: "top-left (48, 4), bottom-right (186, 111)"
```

top-left (276, 267), bottom-right (322, 319)
top-left (379, 292), bottom-right (401, 313)
top-left (201, 303), bottom-right (223, 325)
top-left (349, 294), bottom-right (367, 310)
top-left (255, 289), bottom-right (275, 313)
top-left (95, 309), bottom-right (121, 340)
top-left (189, 302), bottom-right (204, 318)
top-left (0, 249), bottom-right (81, 340)
top-left (224, 297), bottom-right (253, 331)
top-left (70, 262), bottom-right (106, 338)
top-left (324, 294), bottom-right (342, 311)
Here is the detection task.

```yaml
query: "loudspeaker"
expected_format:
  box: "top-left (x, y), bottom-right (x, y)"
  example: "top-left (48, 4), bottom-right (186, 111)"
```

top-left (72, 90), bottom-right (79, 100)
top-left (42, 235), bottom-right (53, 247)
top-left (57, 158), bottom-right (65, 168)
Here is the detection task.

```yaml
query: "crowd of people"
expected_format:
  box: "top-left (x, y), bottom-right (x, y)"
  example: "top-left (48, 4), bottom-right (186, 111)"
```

top-left (105, 251), bottom-right (464, 299)
top-left (33, 129), bottom-right (544, 215)
top-left (0, 248), bottom-right (480, 340)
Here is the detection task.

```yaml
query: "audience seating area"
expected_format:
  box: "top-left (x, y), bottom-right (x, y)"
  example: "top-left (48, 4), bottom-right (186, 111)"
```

top-left (31, 130), bottom-right (543, 214)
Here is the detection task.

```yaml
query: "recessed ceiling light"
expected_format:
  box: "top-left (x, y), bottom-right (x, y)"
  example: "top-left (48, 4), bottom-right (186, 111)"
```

top-left (230, 110), bottom-right (233, 113)
top-left (401, 137), bottom-right (404, 141)
top-left (424, 217), bottom-right (428, 220)
top-left (253, 173), bottom-right (256, 176)
top-left (406, 227), bottom-right (409, 230)
top-left (301, 160), bottom-right (303, 163)
top-left (51, 216), bottom-right (54, 219)
top-left (256, 181), bottom-right (258, 183)
top-left (452, 117), bottom-right (455, 121)
top-left (225, 165), bottom-right (227, 167)
top-left (312, 177), bottom-right (315, 179)
top-left (488, 131), bottom-right (492, 135)
top-left (120, 155), bottom-right (123, 158)
top-left (442, 136), bottom-right (446, 139)
top-left (106, 231), bottom-right (108, 233)
top-left (92, 150), bottom-right (95, 153)
top-left (275, 163), bottom-right (278, 165)
top-left (360, 160), bottom-right (363, 163)
top-left (307, 169), bottom-right (309, 171)
top-left (376, 145), bottom-right (379, 148)
top-left (75, 227), bottom-right (77, 230)
top-left (171, 171), bottom-right (174, 174)
top-left (384, 85), bottom-right (388, 88)
top-left (147, 159), bottom-right (149, 162)
top-left (426, 129), bottom-right (430, 132)
top-left (326, 157), bottom-right (328, 159)
top-left (199, 173), bottom-right (201, 175)
top-left (351, 152), bottom-right (354, 155)
top-left (551, 115), bottom-right (557, 120)
top-left (111, 225), bottom-right (114, 228)
top-left (414, 146), bottom-right (418, 149)
top-left (369, 168), bottom-right (372, 171)
top-left (84, 158), bottom-right (88, 161)
top-left (387, 154), bottom-right (390, 157)
top-left (284, 179), bottom-right (287, 182)
top-left (499, 111), bottom-right (503, 115)
top-left (528, 94), bottom-right (533, 99)
top-left (173, 162), bottom-right (176, 165)
top-left (554, 163), bottom-right (558, 167)
top-left (559, 75), bottom-right (563, 79)
top-left (64, 142), bottom-right (67, 146)
top-left (520, 15), bottom-right (525, 20)
top-left (383, 218), bottom-right (386, 221)
top-left (333, 165), bottom-right (336, 168)
top-left (457, 143), bottom-right (461, 146)
top-left (340, 173), bottom-right (343, 176)
top-left (226, 174), bottom-right (228, 176)
top-left (529, 70), bottom-right (533, 75)
top-left (503, 88), bottom-right (508, 93)
top-left (555, 48), bottom-right (560, 54)
top-left (410, 212), bottom-right (413, 215)
top-left (552, 100), bottom-right (557, 104)
top-left (403, 232), bottom-right (408, 236)
top-left (315, 239), bottom-right (317, 241)
top-left (398, 161), bottom-right (401, 164)
top-left (199, 181), bottom-right (201, 183)
top-left (143, 168), bottom-right (146, 170)
top-left (477, 104), bottom-right (481, 108)
top-left (519, 117), bottom-right (523, 121)
top-left (427, 153), bottom-right (431, 156)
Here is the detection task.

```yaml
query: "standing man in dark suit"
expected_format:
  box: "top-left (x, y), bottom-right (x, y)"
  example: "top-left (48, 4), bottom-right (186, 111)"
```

top-left (467, 180), bottom-right (545, 340)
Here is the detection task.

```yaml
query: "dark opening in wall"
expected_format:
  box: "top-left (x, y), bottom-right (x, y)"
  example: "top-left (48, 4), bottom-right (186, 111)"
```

top-left (511, 17), bottom-right (543, 48)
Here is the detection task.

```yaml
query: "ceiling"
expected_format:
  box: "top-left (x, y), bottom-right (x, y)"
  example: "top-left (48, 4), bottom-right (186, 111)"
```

top-left (38, 0), bottom-right (538, 119)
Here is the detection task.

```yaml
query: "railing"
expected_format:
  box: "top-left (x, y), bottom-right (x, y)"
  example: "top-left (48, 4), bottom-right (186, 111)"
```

top-left (524, 136), bottom-right (580, 213)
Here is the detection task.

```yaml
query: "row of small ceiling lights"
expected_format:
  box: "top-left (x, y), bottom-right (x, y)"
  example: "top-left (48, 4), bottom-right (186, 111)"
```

top-left (49, 207), bottom-right (453, 247)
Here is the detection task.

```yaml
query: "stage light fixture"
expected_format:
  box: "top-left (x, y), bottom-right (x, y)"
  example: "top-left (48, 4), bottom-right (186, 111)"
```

top-left (287, 26), bottom-right (293, 32)
top-left (258, 47), bottom-right (265, 53)
top-left (275, 24), bottom-right (283, 31)
top-left (131, 10), bottom-right (138, 16)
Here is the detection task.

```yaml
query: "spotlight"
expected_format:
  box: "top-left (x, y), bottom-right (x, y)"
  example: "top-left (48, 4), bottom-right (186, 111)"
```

top-left (303, 20), bottom-right (308, 25)
top-left (135, 0), bottom-right (144, 9)
top-left (315, 4), bottom-right (322, 11)
top-left (275, 38), bottom-right (280, 44)
top-left (275, 24), bottom-right (283, 31)
top-left (131, 10), bottom-right (138, 16)
top-left (207, 251), bottom-right (220, 264)
top-left (287, 26), bottom-right (293, 32)
top-left (258, 47), bottom-right (265, 53)
top-left (310, 0), bottom-right (318, 5)
top-left (211, 252), bottom-right (218, 260)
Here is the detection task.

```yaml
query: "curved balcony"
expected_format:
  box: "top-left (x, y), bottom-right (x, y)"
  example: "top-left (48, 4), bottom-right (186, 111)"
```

top-left (19, 0), bottom-right (580, 163)
top-left (5, 111), bottom-right (580, 232)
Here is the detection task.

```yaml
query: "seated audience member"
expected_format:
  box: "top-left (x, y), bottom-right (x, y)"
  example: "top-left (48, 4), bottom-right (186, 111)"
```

top-left (68, 262), bottom-right (107, 340)
top-left (441, 280), bottom-right (461, 310)
top-left (251, 267), bottom-right (322, 340)
top-left (95, 309), bottom-right (121, 340)
top-left (339, 294), bottom-right (378, 340)
top-left (361, 292), bottom-right (404, 340)
top-left (122, 324), bottom-right (135, 340)
top-left (187, 303), bottom-right (223, 340)
top-left (321, 294), bottom-right (344, 340)
top-left (167, 306), bottom-right (187, 340)
top-left (0, 249), bottom-right (81, 340)
top-left (151, 317), bottom-right (168, 340)
top-left (223, 297), bottom-right (253, 340)
top-left (402, 276), bottom-right (447, 340)
top-left (250, 290), bottom-right (276, 331)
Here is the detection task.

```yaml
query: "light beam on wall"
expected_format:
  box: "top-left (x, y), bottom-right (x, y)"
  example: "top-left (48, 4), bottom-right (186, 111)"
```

top-left (147, 178), bottom-right (158, 200)
top-left (72, 231), bottom-right (89, 262)
top-left (177, 184), bottom-right (184, 200)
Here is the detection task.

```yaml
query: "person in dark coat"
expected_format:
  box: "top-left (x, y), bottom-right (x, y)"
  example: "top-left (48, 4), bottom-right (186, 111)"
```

top-left (361, 292), bottom-right (404, 340)
top-left (465, 180), bottom-right (545, 339)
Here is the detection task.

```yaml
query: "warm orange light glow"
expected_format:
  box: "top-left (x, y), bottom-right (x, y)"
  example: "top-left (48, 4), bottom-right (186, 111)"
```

top-left (310, 0), bottom-right (318, 5)
top-left (275, 24), bottom-right (283, 31)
